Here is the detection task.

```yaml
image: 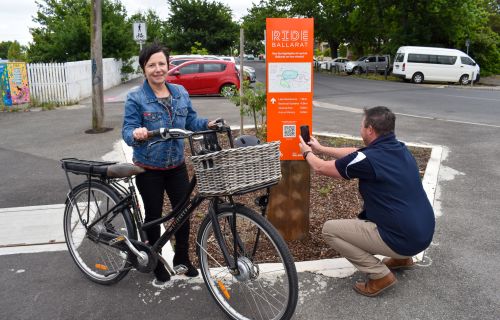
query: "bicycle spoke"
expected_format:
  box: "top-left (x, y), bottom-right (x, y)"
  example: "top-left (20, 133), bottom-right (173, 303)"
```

top-left (197, 206), bottom-right (297, 320)
top-left (64, 181), bottom-right (134, 284)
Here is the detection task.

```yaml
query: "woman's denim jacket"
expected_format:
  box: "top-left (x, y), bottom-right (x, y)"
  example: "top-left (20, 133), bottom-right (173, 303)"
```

top-left (122, 80), bottom-right (208, 168)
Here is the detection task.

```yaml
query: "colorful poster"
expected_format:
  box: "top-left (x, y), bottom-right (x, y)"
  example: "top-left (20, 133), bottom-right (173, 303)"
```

top-left (0, 63), bottom-right (12, 106)
top-left (266, 18), bottom-right (314, 160)
top-left (7, 62), bottom-right (30, 105)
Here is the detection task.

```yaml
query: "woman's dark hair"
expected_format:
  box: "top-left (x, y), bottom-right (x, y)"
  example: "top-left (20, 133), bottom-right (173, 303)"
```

top-left (138, 42), bottom-right (170, 72)
top-left (363, 106), bottom-right (395, 135)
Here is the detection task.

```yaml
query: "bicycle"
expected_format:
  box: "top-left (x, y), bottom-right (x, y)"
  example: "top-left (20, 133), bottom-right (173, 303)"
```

top-left (60, 120), bottom-right (298, 320)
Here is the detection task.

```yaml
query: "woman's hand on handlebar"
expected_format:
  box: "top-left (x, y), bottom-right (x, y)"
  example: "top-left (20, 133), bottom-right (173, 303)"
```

top-left (208, 118), bottom-right (224, 129)
top-left (133, 127), bottom-right (149, 141)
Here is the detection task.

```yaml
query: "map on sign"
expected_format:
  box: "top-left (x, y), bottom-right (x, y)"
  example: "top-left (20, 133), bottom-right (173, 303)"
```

top-left (268, 62), bottom-right (311, 93)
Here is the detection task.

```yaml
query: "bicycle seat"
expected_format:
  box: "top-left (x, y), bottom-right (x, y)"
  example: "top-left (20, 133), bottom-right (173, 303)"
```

top-left (61, 158), bottom-right (145, 178)
top-left (107, 163), bottom-right (145, 178)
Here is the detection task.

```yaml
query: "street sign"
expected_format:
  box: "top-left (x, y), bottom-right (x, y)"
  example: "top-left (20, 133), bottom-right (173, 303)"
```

top-left (133, 22), bottom-right (147, 42)
top-left (266, 18), bottom-right (314, 160)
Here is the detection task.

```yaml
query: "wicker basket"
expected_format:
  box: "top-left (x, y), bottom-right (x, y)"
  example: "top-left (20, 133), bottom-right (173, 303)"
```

top-left (191, 141), bottom-right (281, 196)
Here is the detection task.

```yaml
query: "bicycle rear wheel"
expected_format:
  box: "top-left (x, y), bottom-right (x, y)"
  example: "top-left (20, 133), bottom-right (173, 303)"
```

top-left (63, 180), bottom-right (136, 285)
top-left (196, 203), bottom-right (298, 320)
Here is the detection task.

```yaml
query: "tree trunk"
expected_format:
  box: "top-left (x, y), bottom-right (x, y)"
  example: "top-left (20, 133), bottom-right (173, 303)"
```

top-left (328, 39), bottom-right (340, 58)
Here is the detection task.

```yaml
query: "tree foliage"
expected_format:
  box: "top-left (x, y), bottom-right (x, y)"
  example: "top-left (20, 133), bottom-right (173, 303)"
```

top-left (241, 0), bottom-right (499, 74)
top-left (28, 0), bottom-right (137, 62)
top-left (241, 0), bottom-right (288, 56)
top-left (0, 41), bottom-right (14, 59)
top-left (166, 0), bottom-right (239, 55)
top-left (7, 41), bottom-right (25, 61)
top-left (22, 0), bottom-right (500, 74)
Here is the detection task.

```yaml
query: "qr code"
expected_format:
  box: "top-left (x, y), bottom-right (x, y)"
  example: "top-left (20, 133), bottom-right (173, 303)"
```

top-left (283, 125), bottom-right (296, 138)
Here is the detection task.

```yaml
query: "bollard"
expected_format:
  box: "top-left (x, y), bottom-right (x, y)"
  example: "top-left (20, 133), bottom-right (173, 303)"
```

top-left (268, 161), bottom-right (310, 241)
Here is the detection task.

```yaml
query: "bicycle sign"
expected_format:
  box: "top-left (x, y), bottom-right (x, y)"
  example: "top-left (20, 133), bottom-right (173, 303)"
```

top-left (133, 22), bottom-right (147, 42)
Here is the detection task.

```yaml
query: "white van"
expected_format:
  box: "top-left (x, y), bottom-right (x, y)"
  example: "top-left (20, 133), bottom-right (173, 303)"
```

top-left (392, 46), bottom-right (480, 85)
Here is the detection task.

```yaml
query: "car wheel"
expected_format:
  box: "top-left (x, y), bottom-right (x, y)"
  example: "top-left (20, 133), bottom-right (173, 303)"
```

top-left (412, 72), bottom-right (424, 84)
top-left (353, 67), bottom-right (361, 75)
top-left (220, 84), bottom-right (236, 97)
top-left (459, 74), bottom-right (470, 85)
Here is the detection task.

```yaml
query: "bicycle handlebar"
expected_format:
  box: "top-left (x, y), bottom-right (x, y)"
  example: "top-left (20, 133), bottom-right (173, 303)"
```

top-left (147, 118), bottom-right (228, 141)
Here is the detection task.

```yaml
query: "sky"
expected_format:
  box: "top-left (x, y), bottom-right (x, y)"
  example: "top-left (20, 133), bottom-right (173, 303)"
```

top-left (0, 0), bottom-right (258, 47)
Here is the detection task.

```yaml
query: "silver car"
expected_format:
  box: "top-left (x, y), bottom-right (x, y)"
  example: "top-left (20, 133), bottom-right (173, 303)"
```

top-left (320, 57), bottom-right (350, 71)
top-left (222, 56), bottom-right (256, 82)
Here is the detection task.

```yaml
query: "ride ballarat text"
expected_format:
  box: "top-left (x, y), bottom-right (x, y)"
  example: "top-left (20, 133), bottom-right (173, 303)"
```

top-left (271, 30), bottom-right (309, 48)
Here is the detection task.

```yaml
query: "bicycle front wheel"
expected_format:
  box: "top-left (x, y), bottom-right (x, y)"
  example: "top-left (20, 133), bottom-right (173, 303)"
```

top-left (63, 180), bottom-right (136, 285)
top-left (197, 204), bottom-right (298, 320)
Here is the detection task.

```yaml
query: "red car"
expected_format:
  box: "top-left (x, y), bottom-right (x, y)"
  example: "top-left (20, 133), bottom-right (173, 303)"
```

top-left (166, 60), bottom-right (240, 96)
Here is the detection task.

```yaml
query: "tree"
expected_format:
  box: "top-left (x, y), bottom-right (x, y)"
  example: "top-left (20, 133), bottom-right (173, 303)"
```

top-left (226, 81), bottom-right (267, 138)
top-left (7, 41), bottom-right (25, 61)
top-left (28, 0), bottom-right (136, 62)
top-left (241, 0), bottom-right (289, 56)
top-left (166, 0), bottom-right (239, 54)
top-left (0, 41), bottom-right (14, 59)
top-left (286, 0), bottom-right (354, 59)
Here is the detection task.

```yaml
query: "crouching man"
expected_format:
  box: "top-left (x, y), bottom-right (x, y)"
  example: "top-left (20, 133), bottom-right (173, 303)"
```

top-left (299, 106), bottom-right (435, 296)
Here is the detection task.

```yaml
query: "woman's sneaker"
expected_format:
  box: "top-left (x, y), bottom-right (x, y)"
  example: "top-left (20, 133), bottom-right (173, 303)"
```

top-left (173, 256), bottom-right (199, 277)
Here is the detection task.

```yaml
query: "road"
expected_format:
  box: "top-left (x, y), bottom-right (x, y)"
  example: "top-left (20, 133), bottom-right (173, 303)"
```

top-left (1, 66), bottom-right (499, 319)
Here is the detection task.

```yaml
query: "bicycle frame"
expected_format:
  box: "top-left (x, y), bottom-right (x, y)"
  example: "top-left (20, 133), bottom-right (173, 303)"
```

top-left (63, 125), bottom-right (264, 274)
top-left (140, 170), bottom-right (241, 272)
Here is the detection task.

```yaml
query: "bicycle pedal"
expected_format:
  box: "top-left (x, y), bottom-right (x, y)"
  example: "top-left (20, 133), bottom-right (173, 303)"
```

top-left (173, 264), bottom-right (188, 275)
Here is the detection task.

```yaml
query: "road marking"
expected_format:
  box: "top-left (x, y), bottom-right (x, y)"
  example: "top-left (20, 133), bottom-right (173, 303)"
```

top-left (314, 101), bottom-right (500, 128)
top-left (438, 93), bottom-right (500, 102)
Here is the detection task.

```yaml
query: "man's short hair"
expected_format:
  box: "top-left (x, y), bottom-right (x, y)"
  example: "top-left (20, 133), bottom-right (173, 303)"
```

top-left (363, 106), bottom-right (395, 136)
top-left (138, 42), bottom-right (170, 73)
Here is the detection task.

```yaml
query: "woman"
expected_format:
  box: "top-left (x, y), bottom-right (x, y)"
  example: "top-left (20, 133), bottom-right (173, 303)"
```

top-left (122, 42), bottom-right (219, 283)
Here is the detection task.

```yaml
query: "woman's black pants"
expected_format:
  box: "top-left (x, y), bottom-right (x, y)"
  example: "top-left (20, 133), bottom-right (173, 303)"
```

top-left (135, 163), bottom-right (191, 258)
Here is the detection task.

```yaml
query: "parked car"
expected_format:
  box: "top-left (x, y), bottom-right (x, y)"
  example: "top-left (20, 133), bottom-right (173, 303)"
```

top-left (345, 55), bottom-right (391, 75)
top-left (392, 46), bottom-right (480, 84)
top-left (319, 57), bottom-right (350, 71)
top-left (169, 55), bottom-right (221, 69)
top-left (221, 56), bottom-right (256, 82)
top-left (166, 60), bottom-right (240, 96)
top-left (169, 58), bottom-right (197, 68)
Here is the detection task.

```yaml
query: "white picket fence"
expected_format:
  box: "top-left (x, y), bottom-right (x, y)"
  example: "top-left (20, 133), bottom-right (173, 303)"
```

top-left (27, 57), bottom-right (141, 105)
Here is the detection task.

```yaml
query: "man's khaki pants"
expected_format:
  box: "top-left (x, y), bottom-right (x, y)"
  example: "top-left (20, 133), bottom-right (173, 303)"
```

top-left (322, 219), bottom-right (410, 279)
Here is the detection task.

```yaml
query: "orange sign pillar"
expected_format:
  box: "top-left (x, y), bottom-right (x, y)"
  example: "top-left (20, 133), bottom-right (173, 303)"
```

top-left (266, 18), bottom-right (314, 241)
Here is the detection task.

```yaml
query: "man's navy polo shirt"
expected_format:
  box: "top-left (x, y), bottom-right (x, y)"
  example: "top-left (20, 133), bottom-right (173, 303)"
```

top-left (335, 133), bottom-right (435, 256)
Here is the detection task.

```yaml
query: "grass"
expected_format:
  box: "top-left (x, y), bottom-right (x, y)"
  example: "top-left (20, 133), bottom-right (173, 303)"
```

top-left (0, 98), bottom-right (78, 112)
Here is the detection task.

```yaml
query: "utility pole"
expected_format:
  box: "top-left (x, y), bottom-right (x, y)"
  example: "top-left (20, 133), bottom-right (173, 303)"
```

top-left (88, 0), bottom-right (108, 133)
top-left (239, 28), bottom-right (244, 135)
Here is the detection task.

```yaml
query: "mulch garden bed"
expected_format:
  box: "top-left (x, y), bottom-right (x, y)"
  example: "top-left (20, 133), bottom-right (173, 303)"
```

top-left (163, 132), bottom-right (431, 263)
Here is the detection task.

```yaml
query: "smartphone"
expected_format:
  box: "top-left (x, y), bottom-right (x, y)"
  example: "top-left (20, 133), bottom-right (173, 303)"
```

top-left (300, 125), bottom-right (310, 144)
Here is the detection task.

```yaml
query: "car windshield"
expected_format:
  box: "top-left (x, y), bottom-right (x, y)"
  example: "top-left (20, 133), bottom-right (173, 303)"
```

top-left (357, 56), bottom-right (367, 61)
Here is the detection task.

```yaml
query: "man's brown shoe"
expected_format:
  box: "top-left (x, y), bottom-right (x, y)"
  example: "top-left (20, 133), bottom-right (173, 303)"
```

top-left (353, 272), bottom-right (397, 297)
top-left (382, 257), bottom-right (415, 270)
